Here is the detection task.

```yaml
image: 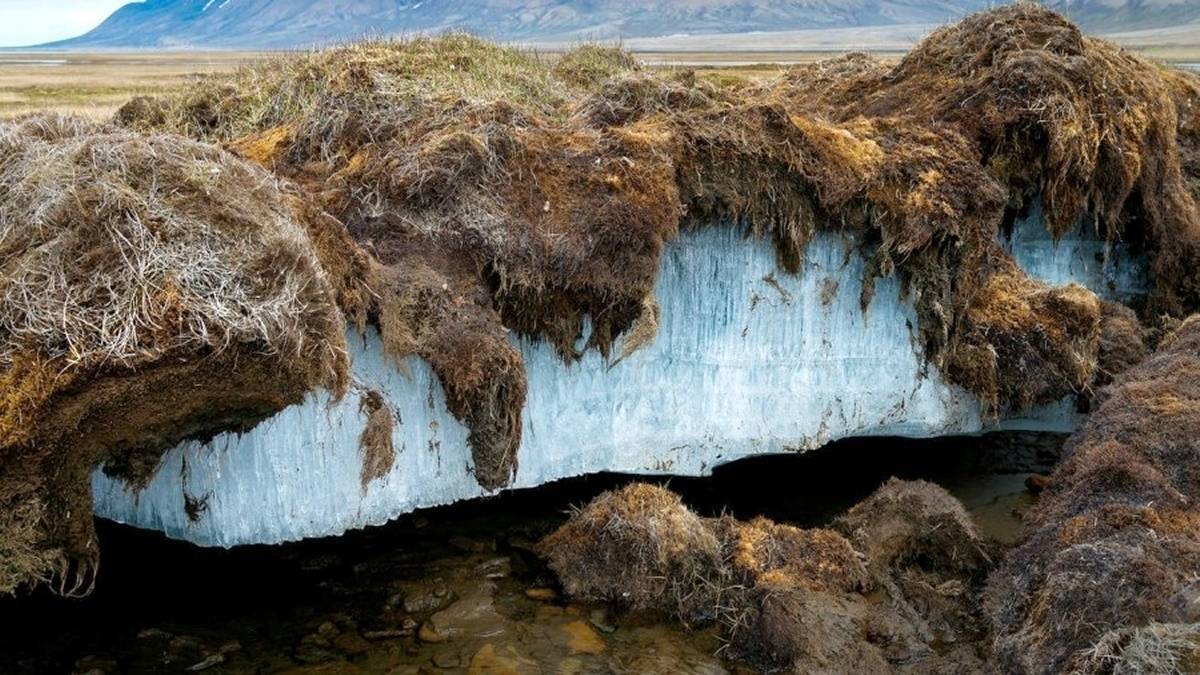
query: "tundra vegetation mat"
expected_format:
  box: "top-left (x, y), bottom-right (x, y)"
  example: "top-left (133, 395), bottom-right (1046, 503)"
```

top-left (1, 4), bottom-right (1200, 661)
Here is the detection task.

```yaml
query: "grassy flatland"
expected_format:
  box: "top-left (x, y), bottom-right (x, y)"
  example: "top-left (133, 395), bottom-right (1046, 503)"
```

top-left (2, 37), bottom-right (1197, 120)
top-left (0, 49), bottom-right (838, 120)
top-left (0, 52), bottom-right (263, 119)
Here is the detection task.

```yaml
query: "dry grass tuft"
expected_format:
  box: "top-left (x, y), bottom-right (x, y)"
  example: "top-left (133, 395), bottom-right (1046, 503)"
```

top-left (0, 115), bottom-right (344, 383)
top-left (1080, 623), bottom-right (1200, 675)
top-left (537, 483), bottom-right (724, 624)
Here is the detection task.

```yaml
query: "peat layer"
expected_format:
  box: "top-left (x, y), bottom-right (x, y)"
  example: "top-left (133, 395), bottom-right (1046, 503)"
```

top-left (2, 3), bottom-right (1200, 601)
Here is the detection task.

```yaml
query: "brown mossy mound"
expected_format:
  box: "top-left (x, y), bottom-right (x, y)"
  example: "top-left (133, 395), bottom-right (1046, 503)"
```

top-left (946, 266), bottom-right (1102, 413)
top-left (986, 316), bottom-right (1200, 673)
top-left (111, 5), bottom-right (1192, 436)
top-left (783, 3), bottom-right (1200, 317)
top-left (573, 70), bottom-right (721, 128)
top-left (0, 114), bottom-right (354, 596)
top-left (551, 44), bottom-right (641, 89)
top-left (1163, 67), bottom-right (1200, 211)
top-left (1095, 301), bottom-right (1149, 389)
top-left (710, 516), bottom-right (899, 673)
top-left (717, 516), bottom-right (871, 595)
top-left (836, 478), bottom-right (990, 580)
top-left (835, 479), bottom-right (993, 649)
top-left (535, 483), bottom-right (724, 623)
top-left (540, 481), bottom-right (993, 672)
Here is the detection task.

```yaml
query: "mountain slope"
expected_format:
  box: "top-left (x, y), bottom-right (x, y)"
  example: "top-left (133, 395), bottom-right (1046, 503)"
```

top-left (1052, 0), bottom-right (1200, 32)
top-left (45, 0), bottom-right (1200, 49)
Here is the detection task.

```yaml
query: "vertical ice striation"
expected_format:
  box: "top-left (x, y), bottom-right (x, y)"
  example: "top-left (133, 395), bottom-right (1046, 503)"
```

top-left (1003, 199), bottom-right (1148, 306)
top-left (91, 216), bottom-right (1148, 547)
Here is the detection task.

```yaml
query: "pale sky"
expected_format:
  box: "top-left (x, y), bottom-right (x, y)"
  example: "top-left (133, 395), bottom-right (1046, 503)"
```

top-left (0, 0), bottom-right (137, 47)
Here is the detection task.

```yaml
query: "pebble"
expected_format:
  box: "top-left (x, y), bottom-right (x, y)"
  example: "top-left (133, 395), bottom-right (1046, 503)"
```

top-left (562, 620), bottom-right (606, 655)
top-left (185, 653), bottom-right (226, 672)
top-left (186, 642), bottom-right (240, 672)
top-left (363, 628), bottom-right (410, 641)
top-left (418, 622), bottom-right (449, 644)
top-left (404, 587), bottom-right (450, 614)
top-left (589, 609), bottom-right (617, 634)
top-left (333, 632), bottom-right (372, 657)
top-left (431, 650), bottom-right (462, 669)
top-left (478, 557), bottom-right (511, 579)
top-left (524, 587), bottom-right (558, 602)
top-left (467, 644), bottom-right (522, 675)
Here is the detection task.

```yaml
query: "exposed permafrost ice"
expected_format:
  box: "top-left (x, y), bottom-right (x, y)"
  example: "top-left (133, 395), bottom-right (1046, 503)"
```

top-left (91, 214), bottom-right (1147, 546)
top-left (1001, 199), bottom-right (1148, 306)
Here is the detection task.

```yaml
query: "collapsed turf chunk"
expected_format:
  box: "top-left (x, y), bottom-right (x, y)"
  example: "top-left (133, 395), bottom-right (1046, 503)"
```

top-left (539, 481), bottom-right (994, 672)
top-left (987, 316), bottom-right (1200, 673)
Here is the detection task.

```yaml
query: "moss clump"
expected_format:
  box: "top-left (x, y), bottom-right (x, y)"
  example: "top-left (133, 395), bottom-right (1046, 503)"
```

top-left (551, 44), bottom-right (641, 89)
top-left (357, 389), bottom-right (396, 492)
top-left (536, 483), bottom-right (724, 624)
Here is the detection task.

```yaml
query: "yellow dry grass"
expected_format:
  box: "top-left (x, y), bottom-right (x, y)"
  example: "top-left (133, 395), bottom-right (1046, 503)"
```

top-left (0, 52), bottom-right (261, 120)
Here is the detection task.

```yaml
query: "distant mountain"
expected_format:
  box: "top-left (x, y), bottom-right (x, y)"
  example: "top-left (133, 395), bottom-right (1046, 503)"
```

top-left (42, 0), bottom-right (1200, 50)
top-left (1052, 0), bottom-right (1200, 32)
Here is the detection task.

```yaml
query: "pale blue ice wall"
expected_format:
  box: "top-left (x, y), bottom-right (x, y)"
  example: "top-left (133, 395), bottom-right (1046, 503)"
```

top-left (91, 215), bottom-right (1146, 547)
top-left (1001, 199), bottom-right (1148, 306)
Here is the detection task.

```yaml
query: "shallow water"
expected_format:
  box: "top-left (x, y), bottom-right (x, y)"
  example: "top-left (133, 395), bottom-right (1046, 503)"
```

top-left (0, 60), bottom-right (67, 67)
top-left (0, 434), bottom-right (1055, 674)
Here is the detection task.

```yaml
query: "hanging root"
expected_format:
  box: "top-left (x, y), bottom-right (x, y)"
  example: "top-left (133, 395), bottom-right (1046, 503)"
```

top-left (53, 550), bottom-right (99, 599)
